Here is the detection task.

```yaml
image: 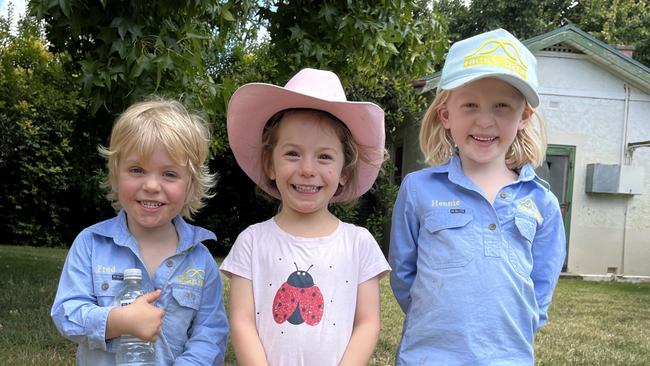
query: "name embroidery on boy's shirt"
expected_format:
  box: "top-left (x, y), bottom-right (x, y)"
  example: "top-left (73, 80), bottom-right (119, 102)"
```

top-left (517, 198), bottom-right (543, 225)
top-left (96, 264), bottom-right (116, 273)
top-left (177, 269), bottom-right (205, 287)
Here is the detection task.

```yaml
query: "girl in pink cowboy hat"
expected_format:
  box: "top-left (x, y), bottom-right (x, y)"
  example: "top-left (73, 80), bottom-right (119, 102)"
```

top-left (220, 68), bottom-right (390, 365)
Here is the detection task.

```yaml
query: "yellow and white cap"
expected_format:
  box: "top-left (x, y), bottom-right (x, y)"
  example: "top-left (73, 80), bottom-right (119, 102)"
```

top-left (439, 28), bottom-right (539, 107)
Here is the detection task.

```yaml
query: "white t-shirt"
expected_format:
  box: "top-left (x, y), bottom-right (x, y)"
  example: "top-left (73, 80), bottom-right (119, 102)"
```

top-left (220, 218), bottom-right (390, 366)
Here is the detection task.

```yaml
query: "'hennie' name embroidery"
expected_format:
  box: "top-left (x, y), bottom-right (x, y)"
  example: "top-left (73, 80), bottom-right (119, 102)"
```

top-left (431, 200), bottom-right (461, 207)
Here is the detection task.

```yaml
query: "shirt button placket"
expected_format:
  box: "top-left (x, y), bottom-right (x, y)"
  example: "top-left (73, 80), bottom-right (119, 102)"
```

top-left (485, 221), bottom-right (500, 257)
top-left (157, 259), bottom-right (174, 291)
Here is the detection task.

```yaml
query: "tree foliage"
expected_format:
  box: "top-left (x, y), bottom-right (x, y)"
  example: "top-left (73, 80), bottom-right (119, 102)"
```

top-left (569, 0), bottom-right (650, 66)
top-left (29, 0), bottom-right (255, 120)
top-left (434, 0), bottom-right (650, 67)
top-left (435, 0), bottom-right (576, 42)
top-left (0, 13), bottom-right (86, 246)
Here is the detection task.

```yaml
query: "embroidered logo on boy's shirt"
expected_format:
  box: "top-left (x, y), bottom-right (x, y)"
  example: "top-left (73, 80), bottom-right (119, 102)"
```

top-left (177, 269), bottom-right (205, 287)
top-left (517, 198), bottom-right (543, 225)
top-left (450, 208), bottom-right (466, 214)
top-left (464, 39), bottom-right (528, 78)
top-left (431, 199), bottom-right (462, 207)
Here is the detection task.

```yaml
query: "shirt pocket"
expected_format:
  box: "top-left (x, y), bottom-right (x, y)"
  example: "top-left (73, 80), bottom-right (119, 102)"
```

top-left (508, 213), bottom-right (538, 275)
top-left (422, 209), bottom-right (476, 269)
top-left (92, 273), bottom-right (122, 307)
top-left (163, 284), bottom-right (202, 356)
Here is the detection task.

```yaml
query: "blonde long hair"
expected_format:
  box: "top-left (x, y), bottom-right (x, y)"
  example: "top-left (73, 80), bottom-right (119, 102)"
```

top-left (419, 89), bottom-right (547, 169)
top-left (99, 98), bottom-right (215, 218)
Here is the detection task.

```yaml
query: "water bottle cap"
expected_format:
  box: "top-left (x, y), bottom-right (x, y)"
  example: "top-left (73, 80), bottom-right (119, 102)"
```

top-left (123, 268), bottom-right (142, 280)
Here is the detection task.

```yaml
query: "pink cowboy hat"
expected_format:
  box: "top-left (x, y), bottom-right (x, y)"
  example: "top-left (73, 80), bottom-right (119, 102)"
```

top-left (227, 68), bottom-right (385, 203)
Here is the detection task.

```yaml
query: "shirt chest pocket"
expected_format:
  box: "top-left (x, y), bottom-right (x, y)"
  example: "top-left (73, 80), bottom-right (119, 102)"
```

top-left (514, 214), bottom-right (537, 243)
top-left (163, 284), bottom-right (202, 355)
top-left (508, 213), bottom-right (538, 275)
top-left (422, 209), bottom-right (476, 269)
top-left (171, 285), bottom-right (202, 310)
top-left (92, 274), bottom-right (122, 307)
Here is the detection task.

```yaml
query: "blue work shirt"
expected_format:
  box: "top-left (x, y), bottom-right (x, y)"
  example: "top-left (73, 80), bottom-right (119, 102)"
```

top-left (51, 210), bottom-right (228, 365)
top-left (389, 155), bottom-right (566, 365)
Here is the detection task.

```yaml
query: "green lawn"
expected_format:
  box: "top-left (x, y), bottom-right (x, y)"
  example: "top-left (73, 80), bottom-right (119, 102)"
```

top-left (1, 244), bottom-right (649, 365)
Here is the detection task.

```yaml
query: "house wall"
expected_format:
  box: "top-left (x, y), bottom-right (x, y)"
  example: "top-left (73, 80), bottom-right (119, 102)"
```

top-left (537, 51), bottom-right (650, 276)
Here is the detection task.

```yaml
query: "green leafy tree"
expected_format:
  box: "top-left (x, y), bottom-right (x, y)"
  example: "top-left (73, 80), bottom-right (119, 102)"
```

top-left (435, 0), bottom-right (576, 42)
top-left (0, 13), bottom-right (86, 246)
top-left (30, 0), bottom-right (255, 118)
top-left (567, 0), bottom-right (650, 66)
top-left (434, 0), bottom-right (650, 67)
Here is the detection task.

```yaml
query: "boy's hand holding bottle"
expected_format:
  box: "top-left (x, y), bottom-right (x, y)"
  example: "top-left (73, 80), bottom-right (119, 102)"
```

top-left (107, 289), bottom-right (164, 341)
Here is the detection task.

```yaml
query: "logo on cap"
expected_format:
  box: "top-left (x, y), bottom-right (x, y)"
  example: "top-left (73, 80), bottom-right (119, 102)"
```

top-left (463, 39), bottom-right (528, 79)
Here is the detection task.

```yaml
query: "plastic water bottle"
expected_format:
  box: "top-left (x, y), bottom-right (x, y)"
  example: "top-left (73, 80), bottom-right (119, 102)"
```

top-left (115, 268), bottom-right (156, 366)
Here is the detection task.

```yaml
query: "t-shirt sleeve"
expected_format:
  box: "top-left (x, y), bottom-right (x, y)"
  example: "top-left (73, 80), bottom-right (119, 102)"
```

top-left (356, 227), bottom-right (391, 284)
top-left (219, 228), bottom-right (254, 280)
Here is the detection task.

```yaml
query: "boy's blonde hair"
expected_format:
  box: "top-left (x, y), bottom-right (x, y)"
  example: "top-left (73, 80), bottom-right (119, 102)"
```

top-left (99, 98), bottom-right (215, 219)
top-left (419, 89), bottom-right (547, 169)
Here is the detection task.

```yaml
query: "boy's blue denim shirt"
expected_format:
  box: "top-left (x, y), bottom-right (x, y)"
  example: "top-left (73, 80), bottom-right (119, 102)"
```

top-left (389, 155), bottom-right (566, 365)
top-left (51, 210), bottom-right (228, 365)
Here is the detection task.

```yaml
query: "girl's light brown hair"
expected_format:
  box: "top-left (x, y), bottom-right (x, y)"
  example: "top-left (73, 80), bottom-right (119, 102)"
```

top-left (98, 98), bottom-right (215, 219)
top-left (419, 88), bottom-right (547, 169)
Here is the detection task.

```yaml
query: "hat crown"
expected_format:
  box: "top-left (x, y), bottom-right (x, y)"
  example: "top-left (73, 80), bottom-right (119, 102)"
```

top-left (284, 68), bottom-right (348, 102)
top-left (439, 28), bottom-right (540, 107)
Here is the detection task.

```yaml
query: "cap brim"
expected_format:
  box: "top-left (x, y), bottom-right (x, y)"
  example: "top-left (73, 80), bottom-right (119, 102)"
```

top-left (227, 83), bottom-right (385, 203)
top-left (440, 73), bottom-right (539, 108)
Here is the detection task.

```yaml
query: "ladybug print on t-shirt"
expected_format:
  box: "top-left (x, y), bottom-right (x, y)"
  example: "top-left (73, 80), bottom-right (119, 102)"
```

top-left (272, 264), bottom-right (324, 326)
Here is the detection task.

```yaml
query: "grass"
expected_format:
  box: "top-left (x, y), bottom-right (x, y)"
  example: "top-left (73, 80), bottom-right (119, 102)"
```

top-left (1, 245), bottom-right (649, 365)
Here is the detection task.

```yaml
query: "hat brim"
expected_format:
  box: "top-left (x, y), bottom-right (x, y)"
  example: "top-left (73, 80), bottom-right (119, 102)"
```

top-left (440, 73), bottom-right (540, 108)
top-left (227, 83), bottom-right (385, 203)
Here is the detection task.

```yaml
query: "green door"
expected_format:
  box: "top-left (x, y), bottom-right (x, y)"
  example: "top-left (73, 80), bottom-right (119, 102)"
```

top-left (535, 145), bottom-right (575, 268)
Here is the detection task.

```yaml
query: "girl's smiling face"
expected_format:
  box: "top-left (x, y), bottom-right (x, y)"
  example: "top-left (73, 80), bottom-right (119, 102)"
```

top-left (268, 111), bottom-right (348, 218)
top-left (437, 77), bottom-right (533, 172)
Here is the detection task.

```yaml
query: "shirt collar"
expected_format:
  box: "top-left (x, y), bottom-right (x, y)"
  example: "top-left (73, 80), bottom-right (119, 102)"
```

top-left (88, 210), bottom-right (216, 252)
top-left (429, 154), bottom-right (539, 185)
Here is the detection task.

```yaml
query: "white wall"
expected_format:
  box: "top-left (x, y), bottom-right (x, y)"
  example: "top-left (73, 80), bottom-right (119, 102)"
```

top-left (537, 51), bottom-right (650, 276)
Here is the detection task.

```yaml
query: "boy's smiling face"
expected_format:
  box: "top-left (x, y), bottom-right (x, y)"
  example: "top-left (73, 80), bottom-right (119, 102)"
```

top-left (117, 145), bottom-right (190, 236)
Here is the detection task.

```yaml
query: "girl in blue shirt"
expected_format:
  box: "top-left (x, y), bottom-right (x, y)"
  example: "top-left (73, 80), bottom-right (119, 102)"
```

top-left (51, 98), bottom-right (228, 365)
top-left (389, 28), bottom-right (566, 365)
